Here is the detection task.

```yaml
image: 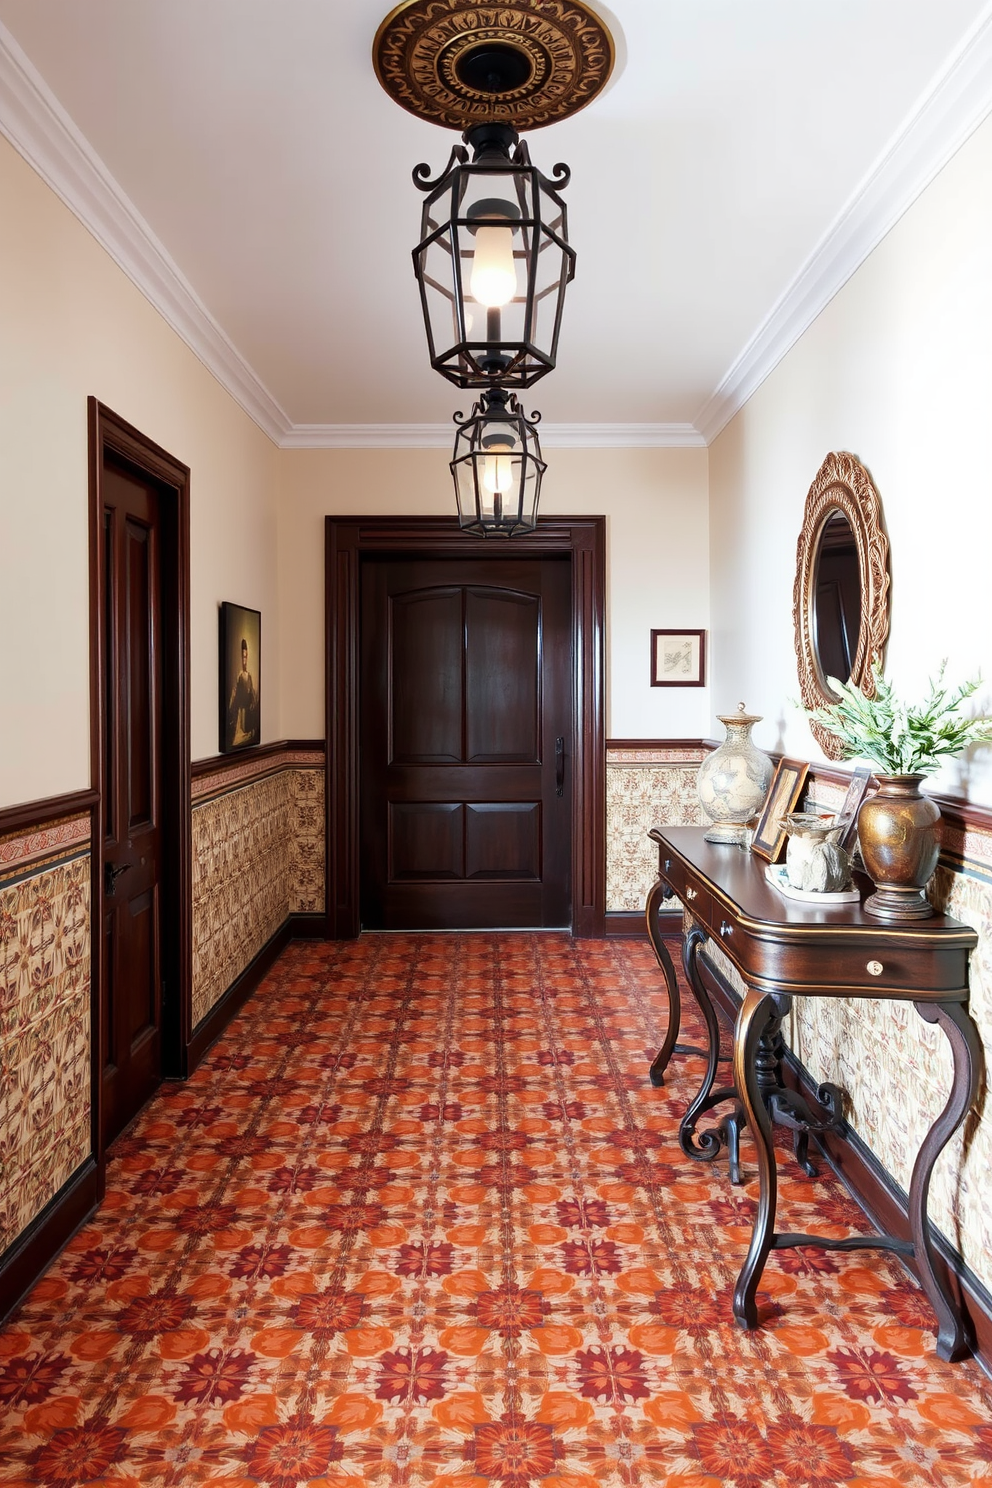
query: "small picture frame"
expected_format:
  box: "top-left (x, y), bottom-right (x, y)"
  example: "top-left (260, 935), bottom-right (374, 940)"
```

top-left (219, 602), bottom-right (261, 753)
top-left (651, 629), bottom-right (706, 687)
top-left (834, 765), bottom-right (873, 851)
top-left (750, 758), bottom-right (810, 863)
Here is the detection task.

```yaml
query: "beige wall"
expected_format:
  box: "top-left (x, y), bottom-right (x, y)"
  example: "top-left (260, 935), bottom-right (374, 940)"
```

top-left (709, 111), bottom-right (992, 806)
top-left (276, 445), bottom-right (711, 742)
top-left (0, 133), bottom-right (282, 809)
top-left (707, 102), bottom-right (992, 1293)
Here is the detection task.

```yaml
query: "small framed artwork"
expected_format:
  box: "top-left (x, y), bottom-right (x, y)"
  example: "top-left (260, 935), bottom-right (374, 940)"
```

top-left (834, 765), bottom-right (873, 851)
top-left (219, 602), bottom-right (261, 753)
top-left (750, 757), bottom-right (810, 863)
top-left (651, 629), bottom-right (706, 687)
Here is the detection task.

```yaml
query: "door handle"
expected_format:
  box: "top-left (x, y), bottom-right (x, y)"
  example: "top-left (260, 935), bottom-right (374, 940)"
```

top-left (555, 736), bottom-right (565, 797)
top-left (104, 861), bottom-right (131, 896)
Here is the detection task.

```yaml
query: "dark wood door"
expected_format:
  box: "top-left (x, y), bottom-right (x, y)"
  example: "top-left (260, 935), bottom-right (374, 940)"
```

top-left (100, 458), bottom-right (164, 1144)
top-left (361, 555), bottom-right (572, 929)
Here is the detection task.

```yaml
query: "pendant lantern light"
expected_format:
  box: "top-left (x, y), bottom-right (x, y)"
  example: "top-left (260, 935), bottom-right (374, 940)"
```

top-left (412, 121), bottom-right (574, 390)
top-left (450, 385), bottom-right (546, 537)
top-left (373, 0), bottom-right (616, 533)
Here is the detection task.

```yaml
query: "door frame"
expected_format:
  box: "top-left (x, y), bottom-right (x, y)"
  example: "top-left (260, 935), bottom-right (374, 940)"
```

top-left (88, 398), bottom-right (192, 1178)
top-left (325, 515), bottom-right (607, 938)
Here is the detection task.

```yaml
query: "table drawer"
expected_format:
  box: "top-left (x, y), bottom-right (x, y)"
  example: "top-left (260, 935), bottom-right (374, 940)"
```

top-left (748, 935), bottom-right (970, 997)
top-left (659, 853), bottom-right (713, 926)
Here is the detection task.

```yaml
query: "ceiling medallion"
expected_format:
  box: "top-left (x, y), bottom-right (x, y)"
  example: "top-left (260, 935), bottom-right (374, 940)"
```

top-left (373, 0), bottom-right (615, 131)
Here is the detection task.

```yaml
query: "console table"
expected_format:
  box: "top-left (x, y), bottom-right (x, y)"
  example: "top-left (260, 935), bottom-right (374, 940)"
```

top-left (645, 825), bottom-right (981, 1362)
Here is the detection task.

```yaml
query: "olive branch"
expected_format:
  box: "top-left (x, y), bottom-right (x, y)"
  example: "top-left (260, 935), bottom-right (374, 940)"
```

top-left (805, 661), bottom-right (992, 775)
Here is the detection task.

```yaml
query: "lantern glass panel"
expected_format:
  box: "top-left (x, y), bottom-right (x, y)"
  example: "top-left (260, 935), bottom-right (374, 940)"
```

top-left (415, 191), bottom-right (462, 369)
top-left (414, 146), bottom-right (572, 388)
top-left (528, 188), bottom-right (571, 370)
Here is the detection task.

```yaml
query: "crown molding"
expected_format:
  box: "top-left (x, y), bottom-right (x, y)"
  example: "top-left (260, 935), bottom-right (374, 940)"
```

top-left (695, 3), bottom-right (992, 445)
top-left (539, 422), bottom-right (705, 449)
top-left (279, 421), bottom-right (705, 450)
top-left (280, 423), bottom-right (453, 450)
top-left (0, 20), bottom-right (696, 455)
top-left (6, 6), bottom-right (990, 454)
top-left (0, 21), bottom-right (292, 445)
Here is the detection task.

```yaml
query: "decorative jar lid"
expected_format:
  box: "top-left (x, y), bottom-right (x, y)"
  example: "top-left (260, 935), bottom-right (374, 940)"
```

top-left (717, 702), bottom-right (763, 727)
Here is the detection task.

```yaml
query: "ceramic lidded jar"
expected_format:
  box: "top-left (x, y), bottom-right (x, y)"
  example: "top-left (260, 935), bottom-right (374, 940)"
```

top-left (697, 704), bottom-right (774, 845)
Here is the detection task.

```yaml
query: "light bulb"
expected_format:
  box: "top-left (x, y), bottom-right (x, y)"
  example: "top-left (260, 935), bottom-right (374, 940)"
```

top-left (470, 226), bottom-right (516, 308)
top-left (481, 443), bottom-right (513, 496)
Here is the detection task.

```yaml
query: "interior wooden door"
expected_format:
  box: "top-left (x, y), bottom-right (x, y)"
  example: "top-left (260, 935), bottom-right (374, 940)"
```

top-left (100, 457), bottom-right (165, 1144)
top-left (360, 555), bottom-right (572, 929)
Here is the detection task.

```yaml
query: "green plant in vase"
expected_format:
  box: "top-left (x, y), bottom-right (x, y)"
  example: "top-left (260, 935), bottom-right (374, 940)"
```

top-left (806, 662), bottom-right (992, 921)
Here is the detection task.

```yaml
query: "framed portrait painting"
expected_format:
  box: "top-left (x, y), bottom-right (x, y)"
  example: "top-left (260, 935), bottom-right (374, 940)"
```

top-left (651, 629), bottom-right (706, 687)
top-left (219, 602), bottom-right (261, 752)
top-left (750, 757), bottom-right (809, 863)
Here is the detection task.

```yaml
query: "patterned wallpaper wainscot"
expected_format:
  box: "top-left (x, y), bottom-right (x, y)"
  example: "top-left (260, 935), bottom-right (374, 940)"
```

top-left (191, 746), bottom-right (325, 1028)
top-left (0, 814), bottom-right (91, 1254)
top-left (606, 743), bottom-right (708, 912)
top-left (698, 767), bottom-right (992, 1304)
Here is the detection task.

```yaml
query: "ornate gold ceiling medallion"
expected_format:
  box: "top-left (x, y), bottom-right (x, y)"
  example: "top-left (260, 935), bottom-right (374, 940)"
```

top-left (373, 0), bottom-right (615, 131)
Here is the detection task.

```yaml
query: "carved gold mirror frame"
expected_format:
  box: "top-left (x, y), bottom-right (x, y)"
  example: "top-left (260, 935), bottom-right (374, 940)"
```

top-left (793, 451), bottom-right (891, 759)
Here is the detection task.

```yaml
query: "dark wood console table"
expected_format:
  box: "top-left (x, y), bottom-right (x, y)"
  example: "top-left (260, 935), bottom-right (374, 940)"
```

top-left (645, 826), bottom-right (981, 1362)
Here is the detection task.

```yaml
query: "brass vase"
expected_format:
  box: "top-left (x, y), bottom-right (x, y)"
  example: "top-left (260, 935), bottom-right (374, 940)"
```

top-left (857, 774), bottom-right (941, 921)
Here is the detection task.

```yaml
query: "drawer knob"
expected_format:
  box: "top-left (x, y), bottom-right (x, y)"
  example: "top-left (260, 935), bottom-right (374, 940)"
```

top-left (663, 858), bottom-right (671, 873)
top-left (685, 886), bottom-right (698, 901)
top-left (866, 960), bottom-right (884, 977)
top-left (720, 921), bottom-right (733, 938)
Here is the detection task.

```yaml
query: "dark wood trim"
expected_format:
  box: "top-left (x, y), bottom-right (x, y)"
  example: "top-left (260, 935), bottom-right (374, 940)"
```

top-left (0, 788), bottom-right (100, 837)
top-left (325, 515), bottom-right (607, 938)
top-left (802, 759), bottom-right (859, 790)
top-left (605, 908), bottom-right (680, 938)
top-left (602, 732), bottom-right (992, 883)
top-left (88, 398), bottom-right (192, 1186)
top-left (606, 739), bottom-right (710, 752)
top-left (186, 913), bottom-right (326, 1072)
top-left (920, 792), bottom-right (992, 839)
top-left (624, 740), bottom-right (992, 843)
top-left (191, 740), bottom-right (326, 781)
top-left (0, 1159), bottom-right (99, 1326)
top-left (696, 946), bottom-right (992, 1369)
top-left (796, 759), bottom-right (992, 842)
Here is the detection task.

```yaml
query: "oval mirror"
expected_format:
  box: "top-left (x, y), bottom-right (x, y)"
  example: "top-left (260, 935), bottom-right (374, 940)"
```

top-left (793, 453), bottom-right (890, 759)
top-left (812, 508), bottom-right (862, 687)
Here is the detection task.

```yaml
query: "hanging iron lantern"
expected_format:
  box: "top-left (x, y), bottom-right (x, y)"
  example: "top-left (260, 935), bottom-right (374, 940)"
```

top-left (450, 384), bottom-right (546, 537)
top-left (413, 121), bottom-right (575, 390)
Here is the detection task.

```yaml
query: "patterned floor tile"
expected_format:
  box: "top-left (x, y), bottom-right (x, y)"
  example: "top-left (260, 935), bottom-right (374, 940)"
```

top-left (1, 933), bottom-right (991, 1486)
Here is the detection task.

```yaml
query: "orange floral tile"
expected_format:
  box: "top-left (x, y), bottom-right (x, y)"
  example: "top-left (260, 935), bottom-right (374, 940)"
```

top-left (2, 932), bottom-right (992, 1487)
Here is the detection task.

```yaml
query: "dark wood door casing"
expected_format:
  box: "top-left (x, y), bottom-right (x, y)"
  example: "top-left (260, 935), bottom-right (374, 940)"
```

top-left (88, 399), bottom-right (191, 1178)
top-left (100, 464), bottom-right (165, 1144)
top-left (361, 557), bottom-right (572, 929)
top-left (326, 516), bottom-right (607, 939)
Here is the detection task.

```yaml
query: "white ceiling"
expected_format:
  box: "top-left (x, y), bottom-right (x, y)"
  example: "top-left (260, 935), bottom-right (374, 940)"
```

top-left (1, 0), bottom-right (991, 443)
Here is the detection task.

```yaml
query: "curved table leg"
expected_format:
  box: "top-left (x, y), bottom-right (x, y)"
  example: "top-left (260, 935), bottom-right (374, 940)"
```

top-left (678, 926), bottom-right (741, 1170)
top-left (647, 877), bottom-right (681, 1087)
top-left (910, 1000), bottom-right (983, 1362)
top-left (732, 988), bottom-right (782, 1329)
